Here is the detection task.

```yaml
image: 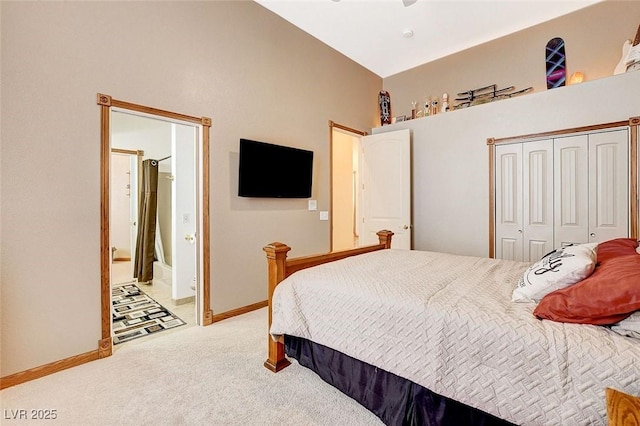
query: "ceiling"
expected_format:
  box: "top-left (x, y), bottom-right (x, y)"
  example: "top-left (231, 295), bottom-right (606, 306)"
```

top-left (254, 0), bottom-right (603, 78)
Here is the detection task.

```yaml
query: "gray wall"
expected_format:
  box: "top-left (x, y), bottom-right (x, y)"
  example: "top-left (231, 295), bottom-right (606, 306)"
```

top-left (376, 0), bottom-right (640, 257)
top-left (375, 72), bottom-right (640, 257)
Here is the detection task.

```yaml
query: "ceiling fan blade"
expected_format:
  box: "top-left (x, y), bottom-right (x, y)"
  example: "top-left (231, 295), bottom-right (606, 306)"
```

top-left (402, 0), bottom-right (417, 7)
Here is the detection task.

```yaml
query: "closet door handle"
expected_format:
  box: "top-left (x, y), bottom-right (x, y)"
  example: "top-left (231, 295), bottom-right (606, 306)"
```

top-left (590, 232), bottom-right (596, 238)
top-left (517, 229), bottom-right (523, 234)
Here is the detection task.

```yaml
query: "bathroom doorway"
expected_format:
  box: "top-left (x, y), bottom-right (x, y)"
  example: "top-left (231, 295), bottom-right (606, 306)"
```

top-left (98, 94), bottom-right (212, 356)
top-left (110, 111), bottom-right (199, 345)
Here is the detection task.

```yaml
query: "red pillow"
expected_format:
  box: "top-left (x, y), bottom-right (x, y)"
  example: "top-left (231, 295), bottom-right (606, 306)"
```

top-left (596, 238), bottom-right (638, 264)
top-left (534, 250), bottom-right (640, 325)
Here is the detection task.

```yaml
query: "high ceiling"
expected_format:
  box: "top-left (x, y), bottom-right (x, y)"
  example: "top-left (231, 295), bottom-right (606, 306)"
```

top-left (255, 0), bottom-right (603, 78)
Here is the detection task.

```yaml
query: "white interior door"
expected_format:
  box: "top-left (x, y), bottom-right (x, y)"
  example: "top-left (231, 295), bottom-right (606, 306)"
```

top-left (359, 129), bottom-right (411, 249)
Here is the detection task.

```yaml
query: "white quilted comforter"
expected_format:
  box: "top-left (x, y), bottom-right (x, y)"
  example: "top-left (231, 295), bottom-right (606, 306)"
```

top-left (270, 249), bottom-right (640, 426)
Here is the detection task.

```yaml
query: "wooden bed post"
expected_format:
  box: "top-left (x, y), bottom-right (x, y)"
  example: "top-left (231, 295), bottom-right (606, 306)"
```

top-left (263, 242), bottom-right (292, 372)
top-left (377, 229), bottom-right (394, 248)
top-left (263, 230), bottom-right (394, 373)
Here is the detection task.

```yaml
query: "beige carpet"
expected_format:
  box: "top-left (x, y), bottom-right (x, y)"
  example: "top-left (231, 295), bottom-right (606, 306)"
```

top-left (1, 308), bottom-right (382, 425)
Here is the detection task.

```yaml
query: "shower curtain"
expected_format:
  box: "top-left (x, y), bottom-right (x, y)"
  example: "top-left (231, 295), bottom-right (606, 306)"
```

top-left (134, 159), bottom-right (158, 283)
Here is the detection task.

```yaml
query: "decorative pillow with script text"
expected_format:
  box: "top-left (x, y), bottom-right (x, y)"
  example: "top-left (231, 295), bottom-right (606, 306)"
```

top-left (512, 243), bottom-right (598, 302)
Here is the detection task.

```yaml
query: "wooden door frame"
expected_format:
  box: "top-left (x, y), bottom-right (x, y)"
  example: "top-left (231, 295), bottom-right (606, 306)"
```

top-left (328, 120), bottom-right (367, 252)
top-left (97, 93), bottom-right (213, 358)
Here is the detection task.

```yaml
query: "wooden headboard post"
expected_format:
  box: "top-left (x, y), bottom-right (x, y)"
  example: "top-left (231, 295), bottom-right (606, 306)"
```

top-left (263, 230), bottom-right (394, 373)
top-left (263, 242), bottom-right (292, 372)
top-left (377, 230), bottom-right (394, 249)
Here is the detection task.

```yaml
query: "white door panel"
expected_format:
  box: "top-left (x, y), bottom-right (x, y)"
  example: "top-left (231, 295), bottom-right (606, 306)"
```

top-left (523, 140), bottom-right (553, 262)
top-left (588, 129), bottom-right (629, 242)
top-left (554, 135), bottom-right (589, 247)
top-left (495, 144), bottom-right (523, 261)
top-left (360, 129), bottom-right (411, 249)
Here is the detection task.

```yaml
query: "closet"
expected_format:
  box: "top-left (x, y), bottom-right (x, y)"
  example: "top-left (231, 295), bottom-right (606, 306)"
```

top-left (489, 118), bottom-right (639, 262)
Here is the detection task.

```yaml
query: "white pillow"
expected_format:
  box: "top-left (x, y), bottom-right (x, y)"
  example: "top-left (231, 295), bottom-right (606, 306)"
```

top-left (611, 311), bottom-right (640, 339)
top-left (512, 243), bottom-right (598, 302)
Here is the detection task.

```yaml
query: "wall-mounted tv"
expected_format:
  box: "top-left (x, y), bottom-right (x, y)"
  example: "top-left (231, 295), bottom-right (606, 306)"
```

top-left (238, 138), bottom-right (313, 198)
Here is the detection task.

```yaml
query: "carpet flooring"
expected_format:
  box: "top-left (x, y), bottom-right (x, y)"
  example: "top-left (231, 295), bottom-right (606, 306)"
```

top-left (1, 308), bottom-right (382, 425)
top-left (112, 283), bottom-right (185, 344)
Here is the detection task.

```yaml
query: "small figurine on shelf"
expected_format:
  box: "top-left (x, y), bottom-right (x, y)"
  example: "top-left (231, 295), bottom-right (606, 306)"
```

top-left (430, 98), bottom-right (439, 116)
top-left (411, 101), bottom-right (417, 119)
top-left (424, 98), bottom-right (430, 117)
top-left (441, 93), bottom-right (449, 113)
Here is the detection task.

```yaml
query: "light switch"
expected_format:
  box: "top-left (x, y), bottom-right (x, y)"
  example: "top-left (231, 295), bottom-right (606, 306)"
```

top-left (319, 211), bottom-right (329, 221)
top-left (308, 199), bottom-right (317, 211)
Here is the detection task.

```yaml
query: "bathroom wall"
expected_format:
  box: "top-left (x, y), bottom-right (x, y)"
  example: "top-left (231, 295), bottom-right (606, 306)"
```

top-left (171, 123), bottom-right (196, 303)
top-left (110, 153), bottom-right (132, 260)
top-left (157, 171), bottom-right (173, 266)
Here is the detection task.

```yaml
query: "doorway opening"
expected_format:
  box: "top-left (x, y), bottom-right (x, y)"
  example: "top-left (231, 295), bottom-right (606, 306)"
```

top-left (330, 121), bottom-right (413, 252)
top-left (329, 121), bottom-right (367, 252)
top-left (98, 94), bottom-right (212, 358)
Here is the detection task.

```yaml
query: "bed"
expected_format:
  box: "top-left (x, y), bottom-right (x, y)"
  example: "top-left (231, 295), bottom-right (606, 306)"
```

top-left (263, 230), bottom-right (640, 425)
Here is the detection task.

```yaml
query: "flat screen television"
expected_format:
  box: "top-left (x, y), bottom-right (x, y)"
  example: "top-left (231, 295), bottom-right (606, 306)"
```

top-left (238, 138), bottom-right (313, 198)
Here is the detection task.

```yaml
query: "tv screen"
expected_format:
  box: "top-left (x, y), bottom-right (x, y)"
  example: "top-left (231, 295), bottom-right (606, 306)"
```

top-left (238, 138), bottom-right (313, 198)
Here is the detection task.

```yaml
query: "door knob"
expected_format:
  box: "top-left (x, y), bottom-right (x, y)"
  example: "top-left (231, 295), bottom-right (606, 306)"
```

top-left (403, 225), bottom-right (409, 230)
top-left (590, 233), bottom-right (596, 238)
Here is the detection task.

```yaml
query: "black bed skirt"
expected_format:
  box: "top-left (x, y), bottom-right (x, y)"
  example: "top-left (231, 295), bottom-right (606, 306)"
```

top-left (285, 335), bottom-right (516, 426)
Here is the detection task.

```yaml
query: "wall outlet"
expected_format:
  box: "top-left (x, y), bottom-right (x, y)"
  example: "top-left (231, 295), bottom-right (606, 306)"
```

top-left (308, 199), bottom-right (317, 211)
top-left (319, 211), bottom-right (329, 221)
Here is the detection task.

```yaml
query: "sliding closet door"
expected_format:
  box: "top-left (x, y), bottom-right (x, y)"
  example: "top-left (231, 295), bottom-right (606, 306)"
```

top-left (588, 129), bottom-right (629, 242)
